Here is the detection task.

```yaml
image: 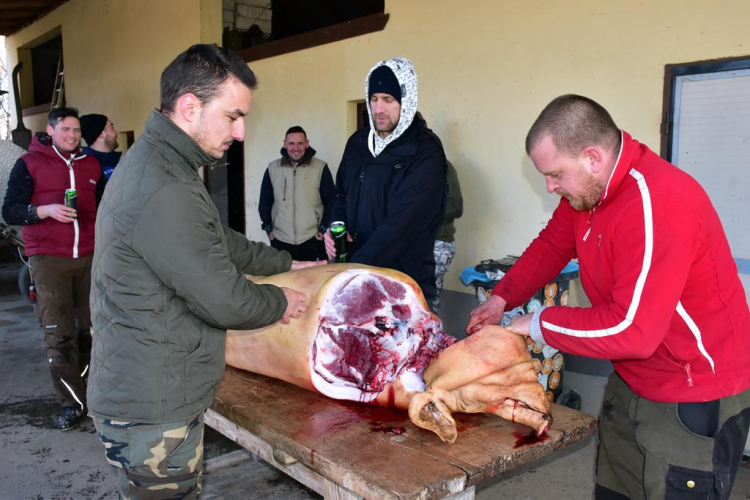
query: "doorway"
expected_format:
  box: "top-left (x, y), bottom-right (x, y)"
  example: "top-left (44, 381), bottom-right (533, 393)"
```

top-left (204, 140), bottom-right (246, 234)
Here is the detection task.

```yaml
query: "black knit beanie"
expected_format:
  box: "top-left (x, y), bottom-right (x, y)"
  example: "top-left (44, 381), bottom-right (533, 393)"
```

top-left (80, 114), bottom-right (108, 146)
top-left (368, 65), bottom-right (401, 104)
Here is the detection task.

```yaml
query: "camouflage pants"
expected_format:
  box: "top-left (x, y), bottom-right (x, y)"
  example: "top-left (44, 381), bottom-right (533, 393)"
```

top-left (431, 240), bottom-right (456, 312)
top-left (29, 254), bottom-right (93, 410)
top-left (93, 413), bottom-right (205, 499)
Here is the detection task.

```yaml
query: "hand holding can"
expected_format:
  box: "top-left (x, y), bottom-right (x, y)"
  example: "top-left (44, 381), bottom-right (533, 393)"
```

top-left (329, 221), bottom-right (348, 263)
top-left (64, 189), bottom-right (77, 219)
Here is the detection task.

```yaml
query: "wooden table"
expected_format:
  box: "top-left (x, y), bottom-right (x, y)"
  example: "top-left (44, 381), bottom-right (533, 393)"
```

top-left (206, 367), bottom-right (597, 500)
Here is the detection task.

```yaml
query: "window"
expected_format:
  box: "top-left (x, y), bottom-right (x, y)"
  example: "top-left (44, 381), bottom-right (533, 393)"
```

top-left (661, 56), bottom-right (750, 278)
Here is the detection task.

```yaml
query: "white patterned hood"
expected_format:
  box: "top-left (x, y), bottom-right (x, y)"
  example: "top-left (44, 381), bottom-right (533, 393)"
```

top-left (365, 57), bottom-right (419, 157)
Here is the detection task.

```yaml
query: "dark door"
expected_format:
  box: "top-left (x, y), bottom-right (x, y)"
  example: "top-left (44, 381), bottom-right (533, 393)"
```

top-left (204, 140), bottom-right (246, 234)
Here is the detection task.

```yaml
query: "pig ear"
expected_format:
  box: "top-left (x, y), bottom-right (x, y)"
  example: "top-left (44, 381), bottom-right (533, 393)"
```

top-left (408, 391), bottom-right (457, 444)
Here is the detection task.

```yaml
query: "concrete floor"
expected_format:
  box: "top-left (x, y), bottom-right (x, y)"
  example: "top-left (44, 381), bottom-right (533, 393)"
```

top-left (1, 259), bottom-right (748, 499)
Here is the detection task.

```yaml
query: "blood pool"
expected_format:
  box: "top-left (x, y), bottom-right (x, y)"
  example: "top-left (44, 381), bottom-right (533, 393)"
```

top-left (226, 264), bottom-right (552, 444)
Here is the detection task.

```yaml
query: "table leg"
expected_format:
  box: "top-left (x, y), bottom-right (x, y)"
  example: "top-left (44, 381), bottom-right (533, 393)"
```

top-left (205, 409), bottom-right (325, 494)
top-left (443, 485), bottom-right (475, 499)
top-left (322, 477), bottom-right (365, 499)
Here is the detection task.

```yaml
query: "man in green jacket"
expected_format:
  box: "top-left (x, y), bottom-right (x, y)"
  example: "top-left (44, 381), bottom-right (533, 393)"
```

top-left (432, 160), bottom-right (463, 314)
top-left (87, 44), bottom-right (320, 498)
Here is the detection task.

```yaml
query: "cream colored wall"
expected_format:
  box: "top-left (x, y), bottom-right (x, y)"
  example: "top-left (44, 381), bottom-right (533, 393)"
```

top-left (22, 114), bottom-right (48, 136)
top-left (6, 0), bottom-right (221, 137)
top-left (6, 0), bottom-right (747, 296)
top-left (242, 0), bottom-right (750, 293)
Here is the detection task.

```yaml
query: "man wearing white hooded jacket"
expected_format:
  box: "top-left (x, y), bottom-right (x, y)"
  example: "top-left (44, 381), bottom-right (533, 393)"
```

top-left (325, 57), bottom-right (447, 303)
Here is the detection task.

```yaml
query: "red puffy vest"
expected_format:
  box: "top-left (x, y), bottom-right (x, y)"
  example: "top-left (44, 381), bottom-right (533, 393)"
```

top-left (22, 135), bottom-right (101, 258)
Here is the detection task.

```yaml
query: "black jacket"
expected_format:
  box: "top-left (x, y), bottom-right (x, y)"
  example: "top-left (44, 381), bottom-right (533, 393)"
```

top-left (330, 114), bottom-right (447, 299)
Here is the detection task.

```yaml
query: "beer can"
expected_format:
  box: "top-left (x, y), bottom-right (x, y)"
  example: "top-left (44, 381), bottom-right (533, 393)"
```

top-left (330, 221), bottom-right (348, 263)
top-left (64, 189), bottom-right (77, 217)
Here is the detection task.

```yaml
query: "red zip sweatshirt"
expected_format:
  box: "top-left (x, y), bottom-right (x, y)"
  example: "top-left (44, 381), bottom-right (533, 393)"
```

top-left (493, 131), bottom-right (750, 403)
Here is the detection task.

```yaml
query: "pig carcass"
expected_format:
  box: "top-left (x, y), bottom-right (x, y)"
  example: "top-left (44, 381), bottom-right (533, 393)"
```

top-left (226, 264), bottom-right (552, 443)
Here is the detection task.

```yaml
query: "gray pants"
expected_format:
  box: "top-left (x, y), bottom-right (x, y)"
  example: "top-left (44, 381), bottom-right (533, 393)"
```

top-left (432, 240), bottom-right (456, 313)
top-left (93, 413), bottom-right (205, 499)
top-left (596, 372), bottom-right (750, 499)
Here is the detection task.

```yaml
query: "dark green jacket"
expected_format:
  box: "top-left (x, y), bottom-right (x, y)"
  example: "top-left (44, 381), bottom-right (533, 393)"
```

top-left (436, 160), bottom-right (463, 242)
top-left (87, 110), bottom-right (291, 423)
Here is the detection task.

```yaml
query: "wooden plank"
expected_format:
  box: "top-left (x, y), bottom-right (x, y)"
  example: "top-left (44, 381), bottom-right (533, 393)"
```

top-left (322, 478), bottom-right (364, 500)
top-left (236, 13), bottom-right (389, 63)
top-left (203, 449), bottom-right (252, 473)
top-left (205, 409), bottom-right (326, 495)
top-left (210, 367), bottom-right (597, 500)
top-left (206, 410), bottom-right (364, 499)
top-left (202, 451), bottom-right (319, 500)
top-left (401, 404), bottom-right (598, 485)
top-left (212, 368), bottom-right (469, 499)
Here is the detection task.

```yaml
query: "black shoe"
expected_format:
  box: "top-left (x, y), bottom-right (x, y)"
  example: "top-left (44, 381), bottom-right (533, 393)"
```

top-left (58, 406), bottom-right (86, 431)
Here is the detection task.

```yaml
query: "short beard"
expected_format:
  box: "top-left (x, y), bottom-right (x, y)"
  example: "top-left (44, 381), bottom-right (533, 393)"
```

top-left (567, 174), bottom-right (605, 211)
top-left (192, 110), bottom-right (222, 159)
top-left (105, 136), bottom-right (119, 151)
top-left (373, 115), bottom-right (397, 136)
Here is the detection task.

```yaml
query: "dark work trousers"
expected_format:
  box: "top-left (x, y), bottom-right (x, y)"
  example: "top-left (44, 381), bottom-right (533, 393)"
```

top-left (30, 253), bottom-right (93, 411)
top-left (595, 371), bottom-right (750, 500)
top-left (270, 235), bottom-right (326, 262)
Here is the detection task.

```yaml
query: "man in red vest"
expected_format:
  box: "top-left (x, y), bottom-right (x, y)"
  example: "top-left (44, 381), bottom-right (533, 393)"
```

top-left (2, 107), bottom-right (102, 431)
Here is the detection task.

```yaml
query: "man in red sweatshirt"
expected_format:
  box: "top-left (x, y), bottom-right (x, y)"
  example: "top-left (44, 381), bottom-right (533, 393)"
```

top-left (467, 94), bottom-right (750, 499)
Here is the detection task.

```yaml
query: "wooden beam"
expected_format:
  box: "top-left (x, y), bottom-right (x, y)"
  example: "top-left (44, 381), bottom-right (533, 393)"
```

top-left (236, 12), bottom-right (389, 63)
top-left (203, 449), bottom-right (253, 473)
top-left (0, 0), bottom-right (55, 8)
top-left (0, 0), bottom-right (69, 36)
top-left (22, 102), bottom-right (51, 118)
top-left (0, 11), bottom-right (48, 20)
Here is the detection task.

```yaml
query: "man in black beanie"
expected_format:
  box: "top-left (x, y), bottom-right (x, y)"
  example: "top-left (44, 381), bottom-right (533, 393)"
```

top-left (325, 57), bottom-right (447, 306)
top-left (81, 113), bottom-right (121, 183)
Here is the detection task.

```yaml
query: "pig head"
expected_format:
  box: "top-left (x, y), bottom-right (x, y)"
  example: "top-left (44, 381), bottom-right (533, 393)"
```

top-left (226, 264), bottom-right (552, 443)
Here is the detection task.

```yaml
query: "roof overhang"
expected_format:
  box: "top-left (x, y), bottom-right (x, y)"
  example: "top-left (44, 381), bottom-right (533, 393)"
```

top-left (0, 0), bottom-right (70, 37)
